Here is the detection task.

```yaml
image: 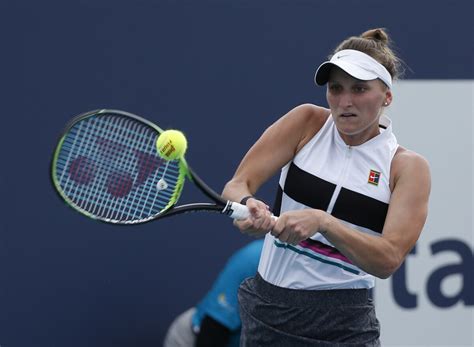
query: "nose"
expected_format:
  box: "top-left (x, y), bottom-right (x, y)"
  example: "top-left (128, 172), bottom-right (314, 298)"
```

top-left (340, 91), bottom-right (353, 108)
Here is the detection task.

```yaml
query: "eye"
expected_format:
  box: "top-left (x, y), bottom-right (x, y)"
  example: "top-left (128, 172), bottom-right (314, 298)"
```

top-left (353, 85), bottom-right (368, 93)
top-left (328, 84), bottom-right (342, 93)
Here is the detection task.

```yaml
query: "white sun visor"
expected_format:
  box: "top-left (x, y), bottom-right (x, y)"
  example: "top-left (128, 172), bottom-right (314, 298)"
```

top-left (314, 49), bottom-right (392, 88)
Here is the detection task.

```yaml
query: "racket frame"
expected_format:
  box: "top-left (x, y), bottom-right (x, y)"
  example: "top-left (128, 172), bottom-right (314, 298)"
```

top-left (51, 109), bottom-right (248, 224)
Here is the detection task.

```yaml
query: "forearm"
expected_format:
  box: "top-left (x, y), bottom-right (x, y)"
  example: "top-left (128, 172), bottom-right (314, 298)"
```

top-left (222, 106), bottom-right (321, 202)
top-left (322, 214), bottom-right (402, 279)
top-left (222, 178), bottom-right (253, 202)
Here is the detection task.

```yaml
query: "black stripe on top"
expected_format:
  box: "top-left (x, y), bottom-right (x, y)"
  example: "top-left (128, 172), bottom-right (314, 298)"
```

top-left (284, 162), bottom-right (336, 211)
top-left (331, 188), bottom-right (388, 234)
top-left (272, 185), bottom-right (283, 217)
top-left (283, 162), bottom-right (388, 234)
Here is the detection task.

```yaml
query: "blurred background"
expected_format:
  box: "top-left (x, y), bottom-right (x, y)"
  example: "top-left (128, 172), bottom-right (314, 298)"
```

top-left (1, 0), bottom-right (472, 346)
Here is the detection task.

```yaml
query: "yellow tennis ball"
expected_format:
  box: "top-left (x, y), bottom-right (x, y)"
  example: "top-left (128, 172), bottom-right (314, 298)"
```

top-left (156, 129), bottom-right (188, 160)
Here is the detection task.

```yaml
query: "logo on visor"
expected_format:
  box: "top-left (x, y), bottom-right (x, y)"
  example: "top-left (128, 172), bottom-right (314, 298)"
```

top-left (368, 170), bottom-right (381, 186)
top-left (335, 54), bottom-right (349, 60)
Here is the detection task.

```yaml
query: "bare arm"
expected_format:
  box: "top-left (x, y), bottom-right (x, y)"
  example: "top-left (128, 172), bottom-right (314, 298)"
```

top-left (222, 104), bottom-right (329, 234)
top-left (222, 104), bottom-right (329, 202)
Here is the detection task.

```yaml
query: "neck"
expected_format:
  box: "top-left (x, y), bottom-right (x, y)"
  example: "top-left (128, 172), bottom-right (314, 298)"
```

top-left (337, 119), bottom-right (381, 146)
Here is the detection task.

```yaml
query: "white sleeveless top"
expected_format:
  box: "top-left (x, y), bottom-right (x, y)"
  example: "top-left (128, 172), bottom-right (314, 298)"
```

top-left (258, 114), bottom-right (399, 290)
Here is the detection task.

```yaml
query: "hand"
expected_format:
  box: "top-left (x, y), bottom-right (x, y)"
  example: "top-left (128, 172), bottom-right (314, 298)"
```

top-left (271, 209), bottom-right (327, 245)
top-left (233, 198), bottom-right (275, 237)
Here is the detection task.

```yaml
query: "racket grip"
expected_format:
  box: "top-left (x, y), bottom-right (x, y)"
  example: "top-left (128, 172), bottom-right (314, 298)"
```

top-left (225, 202), bottom-right (278, 221)
top-left (226, 202), bottom-right (250, 220)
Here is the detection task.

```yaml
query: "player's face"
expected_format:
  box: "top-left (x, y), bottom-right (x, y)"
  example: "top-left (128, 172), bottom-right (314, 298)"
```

top-left (326, 67), bottom-right (391, 146)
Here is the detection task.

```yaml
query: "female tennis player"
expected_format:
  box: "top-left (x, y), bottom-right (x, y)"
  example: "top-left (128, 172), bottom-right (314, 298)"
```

top-left (222, 28), bottom-right (431, 346)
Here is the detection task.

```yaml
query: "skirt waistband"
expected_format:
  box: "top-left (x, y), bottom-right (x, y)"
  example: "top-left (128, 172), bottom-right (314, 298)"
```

top-left (252, 273), bottom-right (371, 308)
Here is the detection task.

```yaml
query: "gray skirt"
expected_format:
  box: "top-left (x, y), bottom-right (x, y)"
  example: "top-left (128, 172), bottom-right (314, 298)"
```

top-left (238, 274), bottom-right (380, 347)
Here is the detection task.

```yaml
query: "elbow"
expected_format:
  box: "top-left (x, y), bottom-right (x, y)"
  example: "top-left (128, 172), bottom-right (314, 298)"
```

top-left (372, 256), bottom-right (402, 279)
top-left (368, 241), bottom-right (405, 279)
top-left (374, 269), bottom-right (393, 280)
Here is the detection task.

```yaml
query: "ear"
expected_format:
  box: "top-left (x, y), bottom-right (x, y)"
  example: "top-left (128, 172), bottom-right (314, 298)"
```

top-left (384, 89), bottom-right (393, 106)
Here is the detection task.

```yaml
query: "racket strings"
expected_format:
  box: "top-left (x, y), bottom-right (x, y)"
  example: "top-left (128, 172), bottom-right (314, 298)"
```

top-left (115, 120), bottom-right (153, 220)
top-left (58, 116), bottom-right (127, 217)
top-left (55, 114), bottom-right (182, 223)
top-left (136, 159), bottom-right (171, 221)
top-left (87, 116), bottom-right (127, 218)
top-left (63, 116), bottom-right (129, 215)
top-left (61, 116), bottom-right (177, 220)
top-left (98, 117), bottom-right (140, 220)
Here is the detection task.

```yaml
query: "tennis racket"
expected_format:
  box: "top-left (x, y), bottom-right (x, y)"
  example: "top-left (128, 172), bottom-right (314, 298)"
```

top-left (51, 109), bottom-right (250, 224)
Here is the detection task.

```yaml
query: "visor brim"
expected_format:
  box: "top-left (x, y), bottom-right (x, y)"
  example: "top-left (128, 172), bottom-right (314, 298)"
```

top-left (314, 61), bottom-right (379, 86)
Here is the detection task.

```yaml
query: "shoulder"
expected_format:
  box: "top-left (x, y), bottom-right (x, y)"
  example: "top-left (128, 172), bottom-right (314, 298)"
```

top-left (282, 104), bottom-right (330, 152)
top-left (251, 104), bottom-right (330, 165)
top-left (390, 146), bottom-right (431, 191)
top-left (287, 103), bottom-right (330, 126)
top-left (392, 146), bottom-right (430, 173)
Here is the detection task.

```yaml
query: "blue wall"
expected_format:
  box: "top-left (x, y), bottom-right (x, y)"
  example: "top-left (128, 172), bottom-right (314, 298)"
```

top-left (1, 1), bottom-right (472, 346)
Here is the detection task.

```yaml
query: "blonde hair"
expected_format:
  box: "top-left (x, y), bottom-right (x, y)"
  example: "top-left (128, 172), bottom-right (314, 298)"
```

top-left (332, 28), bottom-right (403, 80)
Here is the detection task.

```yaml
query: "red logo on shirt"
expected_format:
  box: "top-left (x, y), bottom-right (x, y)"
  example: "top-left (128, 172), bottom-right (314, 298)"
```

top-left (368, 170), bottom-right (381, 186)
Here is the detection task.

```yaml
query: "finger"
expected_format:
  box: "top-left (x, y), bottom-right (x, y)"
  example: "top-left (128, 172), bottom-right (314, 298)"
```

top-left (234, 214), bottom-right (270, 236)
top-left (270, 216), bottom-right (284, 237)
top-left (283, 228), bottom-right (299, 245)
top-left (259, 212), bottom-right (274, 231)
top-left (276, 229), bottom-right (291, 243)
top-left (247, 200), bottom-right (265, 214)
top-left (233, 218), bottom-right (254, 232)
top-left (287, 236), bottom-right (300, 246)
top-left (253, 209), bottom-right (274, 229)
top-left (248, 230), bottom-right (266, 237)
top-left (270, 224), bottom-right (281, 237)
top-left (252, 216), bottom-right (267, 231)
top-left (247, 205), bottom-right (260, 219)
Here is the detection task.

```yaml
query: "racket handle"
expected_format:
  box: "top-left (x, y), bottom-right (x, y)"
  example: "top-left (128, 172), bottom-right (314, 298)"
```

top-left (224, 202), bottom-right (278, 221)
top-left (225, 202), bottom-right (250, 220)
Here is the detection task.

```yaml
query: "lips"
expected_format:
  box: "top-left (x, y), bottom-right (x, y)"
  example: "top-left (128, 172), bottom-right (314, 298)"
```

top-left (340, 113), bottom-right (357, 117)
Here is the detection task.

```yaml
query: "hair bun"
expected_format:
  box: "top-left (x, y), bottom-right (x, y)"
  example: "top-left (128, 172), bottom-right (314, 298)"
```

top-left (361, 28), bottom-right (389, 45)
top-left (332, 27), bottom-right (403, 80)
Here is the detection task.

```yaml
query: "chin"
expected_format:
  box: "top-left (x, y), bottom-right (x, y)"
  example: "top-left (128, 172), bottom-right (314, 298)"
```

top-left (339, 129), bottom-right (362, 137)
top-left (335, 122), bottom-right (361, 136)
